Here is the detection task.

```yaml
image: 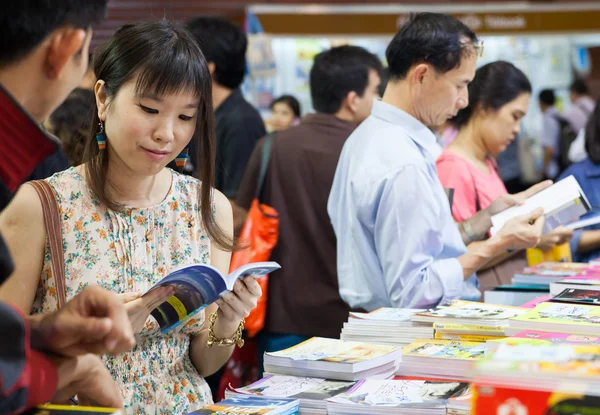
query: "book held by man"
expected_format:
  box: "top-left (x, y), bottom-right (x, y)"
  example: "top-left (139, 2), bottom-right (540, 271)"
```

top-left (144, 261), bottom-right (280, 332)
top-left (489, 175), bottom-right (591, 236)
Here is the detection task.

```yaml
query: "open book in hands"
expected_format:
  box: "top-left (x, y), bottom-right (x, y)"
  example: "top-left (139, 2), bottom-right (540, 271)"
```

top-left (490, 175), bottom-right (591, 236)
top-left (143, 261), bottom-right (280, 332)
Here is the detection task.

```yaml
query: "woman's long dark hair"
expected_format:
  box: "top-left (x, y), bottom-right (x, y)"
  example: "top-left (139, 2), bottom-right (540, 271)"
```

top-left (585, 98), bottom-right (600, 164)
top-left (450, 60), bottom-right (532, 129)
top-left (82, 19), bottom-right (232, 250)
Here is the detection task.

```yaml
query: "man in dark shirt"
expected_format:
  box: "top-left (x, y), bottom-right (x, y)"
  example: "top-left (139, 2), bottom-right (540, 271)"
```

top-left (236, 46), bottom-right (383, 370)
top-left (186, 17), bottom-right (266, 204)
top-left (0, 2), bottom-right (136, 412)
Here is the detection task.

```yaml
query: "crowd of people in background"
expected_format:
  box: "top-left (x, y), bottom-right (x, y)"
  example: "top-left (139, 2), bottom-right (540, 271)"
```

top-left (1, 2), bottom-right (599, 415)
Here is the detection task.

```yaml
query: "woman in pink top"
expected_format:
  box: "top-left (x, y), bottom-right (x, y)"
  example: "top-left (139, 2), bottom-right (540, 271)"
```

top-left (437, 61), bottom-right (573, 289)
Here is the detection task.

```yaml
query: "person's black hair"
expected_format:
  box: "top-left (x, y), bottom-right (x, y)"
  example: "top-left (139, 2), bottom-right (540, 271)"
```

top-left (83, 19), bottom-right (233, 250)
top-left (310, 45), bottom-right (383, 114)
top-left (571, 78), bottom-right (590, 96)
top-left (186, 16), bottom-right (247, 90)
top-left (585, 97), bottom-right (600, 164)
top-left (378, 67), bottom-right (389, 97)
top-left (0, 1), bottom-right (108, 67)
top-left (451, 61), bottom-right (531, 129)
top-left (539, 89), bottom-right (556, 107)
top-left (270, 95), bottom-right (301, 118)
top-left (386, 13), bottom-right (478, 80)
top-left (48, 89), bottom-right (95, 166)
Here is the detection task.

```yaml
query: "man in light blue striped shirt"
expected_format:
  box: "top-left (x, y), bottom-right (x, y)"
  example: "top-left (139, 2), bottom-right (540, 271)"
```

top-left (328, 13), bottom-right (546, 311)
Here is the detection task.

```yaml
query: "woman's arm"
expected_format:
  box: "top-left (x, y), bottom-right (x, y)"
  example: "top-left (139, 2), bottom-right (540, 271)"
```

top-left (189, 189), bottom-right (239, 378)
top-left (0, 184), bottom-right (47, 313)
top-left (576, 230), bottom-right (600, 254)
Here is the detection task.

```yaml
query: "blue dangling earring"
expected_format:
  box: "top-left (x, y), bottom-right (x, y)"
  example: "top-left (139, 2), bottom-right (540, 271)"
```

top-left (96, 120), bottom-right (106, 150)
top-left (175, 148), bottom-right (189, 169)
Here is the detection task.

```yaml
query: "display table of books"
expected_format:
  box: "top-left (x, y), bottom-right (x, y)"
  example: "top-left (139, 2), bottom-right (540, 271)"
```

top-left (198, 259), bottom-right (600, 415)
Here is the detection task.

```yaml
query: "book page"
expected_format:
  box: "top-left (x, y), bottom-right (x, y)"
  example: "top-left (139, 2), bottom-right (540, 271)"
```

top-left (226, 261), bottom-right (281, 290)
top-left (490, 175), bottom-right (587, 235)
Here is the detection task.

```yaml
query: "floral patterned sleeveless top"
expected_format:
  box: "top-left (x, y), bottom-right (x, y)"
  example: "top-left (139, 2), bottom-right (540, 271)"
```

top-left (31, 167), bottom-right (213, 414)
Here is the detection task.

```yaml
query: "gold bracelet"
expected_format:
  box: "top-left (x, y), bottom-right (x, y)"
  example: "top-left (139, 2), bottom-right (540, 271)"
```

top-left (206, 311), bottom-right (245, 348)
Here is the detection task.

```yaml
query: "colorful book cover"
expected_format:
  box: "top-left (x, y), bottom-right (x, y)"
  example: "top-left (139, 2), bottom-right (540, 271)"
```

top-left (520, 295), bottom-right (553, 309)
top-left (414, 301), bottom-right (526, 321)
top-left (326, 379), bottom-right (469, 407)
top-left (518, 262), bottom-right (595, 277)
top-left (23, 406), bottom-right (120, 414)
top-left (188, 396), bottom-right (299, 415)
top-left (403, 340), bottom-right (486, 361)
top-left (510, 302), bottom-right (600, 329)
top-left (266, 337), bottom-right (398, 364)
top-left (489, 330), bottom-right (600, 347)
top-left (552, 288), bottom-right (600, 305)
top-left (473, 384), bottom-right (600, 415)
top-left (145, 261), bottom-right (280, 333)
top-left (230, 375), bottom-right (355, 401)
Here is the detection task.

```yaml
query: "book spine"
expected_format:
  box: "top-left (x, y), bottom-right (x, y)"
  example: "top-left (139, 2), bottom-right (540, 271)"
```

top-left (434, 333), bottom-right (505, 342)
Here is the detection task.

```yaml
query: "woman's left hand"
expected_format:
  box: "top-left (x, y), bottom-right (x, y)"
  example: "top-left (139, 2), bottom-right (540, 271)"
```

top-left (214, 276), bottom-right (262, 335)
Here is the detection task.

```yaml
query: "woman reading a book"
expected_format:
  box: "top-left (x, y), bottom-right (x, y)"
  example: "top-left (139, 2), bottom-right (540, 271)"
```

top-left (0, 19), bottom-right (261, 414)
top-left (436, 61), bottom-right (573, 290)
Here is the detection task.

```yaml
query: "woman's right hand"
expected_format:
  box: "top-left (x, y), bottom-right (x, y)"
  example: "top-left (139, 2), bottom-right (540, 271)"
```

top-left (119, 286), bottom-right (175, 334)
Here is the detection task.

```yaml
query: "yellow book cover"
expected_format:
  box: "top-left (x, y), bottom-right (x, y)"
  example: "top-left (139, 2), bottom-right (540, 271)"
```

top-left (433, 322), bottom-right (505, 334)
top-left (511, 302), bottom-right (600, 328)
top-left (526, 243), bottom-right (572, 267)
top-left (25, 405), bottom-right (120, 414)
top-left (434, 333), bottom-right (505, 342)
top-left (403, 339), bottom-right (486, 361)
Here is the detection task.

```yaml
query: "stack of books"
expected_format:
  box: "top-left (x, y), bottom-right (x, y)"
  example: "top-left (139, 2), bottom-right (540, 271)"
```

top-left (446, 393), bottom-right (472, 415)
top-left (471, 343), bottom-right (600, 414)
top-left (397, 339), bottom-right (486, 381)
top-left (433, 323), bottom-right (505, 342)
top-left (550, 273), bottom-right (600, 295)
top-left (511, 262), bottom-right (594, 287)
top-left (188, 395), bottom-right (300, 415)
top-left (340, 308), bottom-right (433, 346)
top-left (506, 302), bottom-right (600, 336)
top-left (225, 375), bottom-right (355, 415)
top-left (263, 337), bottom-right (402, 381)
top-left (325, 378), bottom-right (469, 415)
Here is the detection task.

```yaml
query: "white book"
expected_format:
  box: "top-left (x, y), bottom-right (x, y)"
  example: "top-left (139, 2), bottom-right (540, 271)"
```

top-left (566, 214), bottom-right (600, 230)
top-left (490, 175), bottom-right (591, 236)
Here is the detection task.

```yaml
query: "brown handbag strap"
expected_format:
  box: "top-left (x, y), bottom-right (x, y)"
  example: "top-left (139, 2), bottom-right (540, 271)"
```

top-left (29, 180), bottom-right (66, 309)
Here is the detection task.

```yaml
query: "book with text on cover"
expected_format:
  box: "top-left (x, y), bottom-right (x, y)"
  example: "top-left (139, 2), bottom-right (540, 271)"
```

top-left (411, 300), bottom-right (527, 327)
top-left (325, 378), bottom-right (469, 411)
top-left (507, 302), bottom-right (600, 336)
top-left (263, 337), bottom-right (401, 381)
top-left (397, 339), bottom-right (486, 381)
top-left (490, 175), bottom-right (591, 236)
top-left (144, 261), bottom-right (280, 332)
top-left (551, 288), bottom-right (600, 305)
